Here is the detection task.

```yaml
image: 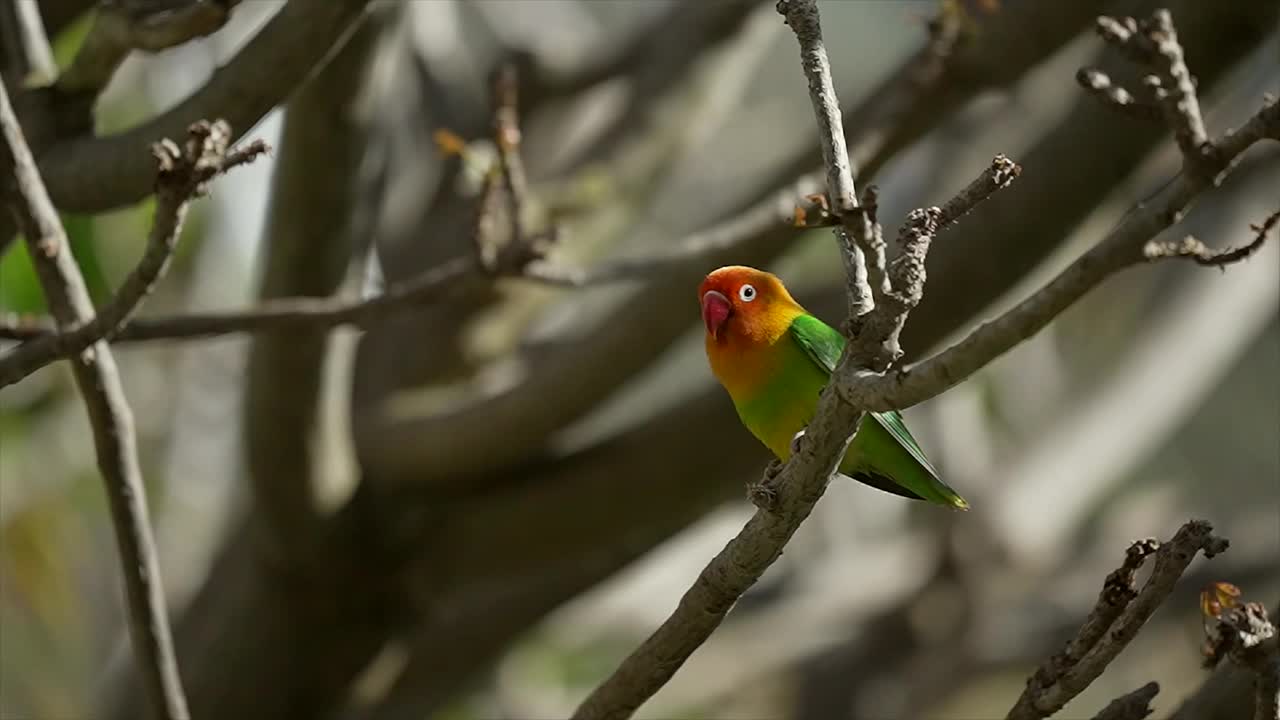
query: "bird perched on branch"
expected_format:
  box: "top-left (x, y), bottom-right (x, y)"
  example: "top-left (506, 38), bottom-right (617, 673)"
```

top-left (699, 265), bottom-right (968, 509)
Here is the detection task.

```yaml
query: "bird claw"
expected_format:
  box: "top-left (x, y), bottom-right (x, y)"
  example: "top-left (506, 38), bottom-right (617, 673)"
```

top-left (790, 429), bottom-right (806, 455)
top-left (747, 460), bottom-right (785, 512)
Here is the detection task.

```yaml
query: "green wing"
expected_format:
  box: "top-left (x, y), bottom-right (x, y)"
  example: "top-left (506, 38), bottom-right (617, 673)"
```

top-left (788, 314), bottom-right (967, 509)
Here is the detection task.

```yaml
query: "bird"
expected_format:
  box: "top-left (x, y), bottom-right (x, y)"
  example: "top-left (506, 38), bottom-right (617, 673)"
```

top-left (699, 265), bottom-right (968, 509)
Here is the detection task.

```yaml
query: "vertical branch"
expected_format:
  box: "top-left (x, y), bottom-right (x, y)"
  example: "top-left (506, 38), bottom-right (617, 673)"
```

top-left (243, 6), bottom-right (382, 567)
top-left (0, 81), bottom-right (189, 720)
top-left (778, 0), bottom-right (874, 327)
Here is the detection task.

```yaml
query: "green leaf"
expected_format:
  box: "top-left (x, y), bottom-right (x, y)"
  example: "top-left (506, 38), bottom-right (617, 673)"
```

top-left (0, 215), bottom-right (111, 313)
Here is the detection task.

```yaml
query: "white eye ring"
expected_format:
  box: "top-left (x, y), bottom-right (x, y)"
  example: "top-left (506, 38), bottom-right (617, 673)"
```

top-left (739, 284), bottom-right (757, 302)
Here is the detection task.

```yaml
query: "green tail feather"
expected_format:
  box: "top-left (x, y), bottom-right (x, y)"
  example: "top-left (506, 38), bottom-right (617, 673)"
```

top-left (788, 313), bottom-right (969, 509)
top-left (843, 413), bottom-right (969, 509)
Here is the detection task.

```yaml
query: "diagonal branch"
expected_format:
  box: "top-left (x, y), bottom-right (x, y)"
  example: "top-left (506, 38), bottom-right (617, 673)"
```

top-left (1006, 521), bottom-right (1229, 720)
top-left (571, 8), bottom-right (1276, 720)
top-left (35, 0), bottom-right (371, 213)
top-left (1143, 207), bottom-right (1279, 266)
top-left (568, 2), bottom-right (1008, 717)
top-left (56, 0), bottom-right (238, 95)
top-left (837, 95), bottom-right (1280, 414)
top-left (854, 154), bottom-right (1022, 368)
top-left (0, 256), bottom-right (478, 345)
top-left (0, 75), bottom-right (188, 720)
top-left (0, 122), bottom-right (267, 388)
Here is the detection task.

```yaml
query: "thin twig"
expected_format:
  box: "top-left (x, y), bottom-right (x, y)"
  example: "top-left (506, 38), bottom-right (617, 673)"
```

top-left (479, 62), bottom-right (557, 274)
top-left (1075, 69), bottom-right (1162, 123)
top-left (1094, 10), bottom-right (1215, 176)
top-left (850, 154), bottom-right (1022, 369)
top-left (1144, 208), bottom-right (1280, 267)
top-left (858, 185), bottom-right (890, 301)
top-left (0, 202), bottom-right (790, 346)
top-left (492, 63), bottom-right (530, 246)
top-left (0, 122), bottom-right (268, 387)
top-left (0, 76), bottom-right (189, 720)
top-left (1005, 521), bottom-right (1229, 720)
top-left (0, 256), bottom-right (478, 345)
top-left (0, 149), bottom-right (812, 350)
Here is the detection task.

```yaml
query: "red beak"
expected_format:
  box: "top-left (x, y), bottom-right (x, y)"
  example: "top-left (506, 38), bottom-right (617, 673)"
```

top-left (701, 290), bottom-right (732, 339)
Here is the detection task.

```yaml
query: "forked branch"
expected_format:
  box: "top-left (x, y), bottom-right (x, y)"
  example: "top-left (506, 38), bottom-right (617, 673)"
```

top-left (0, 73), bottom-right (189, 720)
top-left (571, 6), bottom-right (1276, 719)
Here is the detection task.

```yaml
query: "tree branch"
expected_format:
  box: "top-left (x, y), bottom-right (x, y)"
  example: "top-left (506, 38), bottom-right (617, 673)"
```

top-left (354, 0), bottom-right (1115, 492)
top-left (1006, 521), bottom-right (1229, 720)
top-left (1075, 68), bottom-right (1163, 124)
top-left (0, 75), bottom-right (189, 720)
top-left (567, 2), bottom-right (1002, 717)
top-left (0, 256), bottom-right (478, 344)
top-left (35, 0), bottom-right (371, 213)
top-left (56, 0), bottom-right (237, 95)
top-left (1143, 207), bottom-right (1279, 266)
top-left (570, 8), bottom-right (1275, 720)
top-left (838, 63), bottom-right (1280, 415)
top-left (778, 0), bottom-right (872, 324)
top-left (1094, 11), bottom-right (1214, 176)
top-left (851, 153), bottom-right (1022, 368)
top-left (0, 121), bottom-right (267, 387)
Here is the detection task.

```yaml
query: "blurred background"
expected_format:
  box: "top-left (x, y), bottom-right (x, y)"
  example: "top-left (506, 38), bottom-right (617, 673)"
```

top-left (0, 1), bottom-right (1277, 718)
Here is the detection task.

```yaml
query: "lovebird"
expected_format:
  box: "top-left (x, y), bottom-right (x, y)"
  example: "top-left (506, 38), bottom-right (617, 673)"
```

top-left (699, 265), bottom-right (968, 509)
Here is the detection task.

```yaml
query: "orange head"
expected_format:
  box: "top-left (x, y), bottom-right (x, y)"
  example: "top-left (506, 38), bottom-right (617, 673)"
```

top-left (698, 266), bottom-right (805, 347)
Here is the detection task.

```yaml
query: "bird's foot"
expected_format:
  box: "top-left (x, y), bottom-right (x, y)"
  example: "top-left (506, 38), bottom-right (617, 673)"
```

top-left (790, 429), bottom-right (806, 456)
top-left (747, 459), bottom-right (784, 512)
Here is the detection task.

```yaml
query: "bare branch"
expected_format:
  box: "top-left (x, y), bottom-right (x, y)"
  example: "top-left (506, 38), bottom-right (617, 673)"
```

top-left (1090, 682), bottom-right (1159, 720)
top-left (57, 0), bottom-right (237, 95)
top-left (572, 12), bottom-right (1272, 716)
top-left (0, 256), bottom-right (479, 345)
top-left (778, 0), bottom-right (856, 213)
top-left (37, 0), bottom-right (371, 213)
top-left (856, 185), bottom-right (890, 301)
top-left (0, 74), bottom-right (189, 720)
top-left (568, 3), bottom-right (880, 717)
top-left (0, 0), bottom-right (57, 86)
top-left (1075, 69), bottom-right (1162, 123)
top-left (778, 0), bottom-right (874, 331)
top-left (1093, 10), bottom-right (1214, 175)
top-left (849, 153), bottom-right (1022, 369)
top-left (1006, 521), bottom-right (1229, 720)
top-left (839, 93), bottom-right (1280, 415)
top-left (1143, 208), bottom-right (1279, 266)
top-left (0, 121), bottom-right (268, 387)
top-left (476, 62), bottom-right (560, 275)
